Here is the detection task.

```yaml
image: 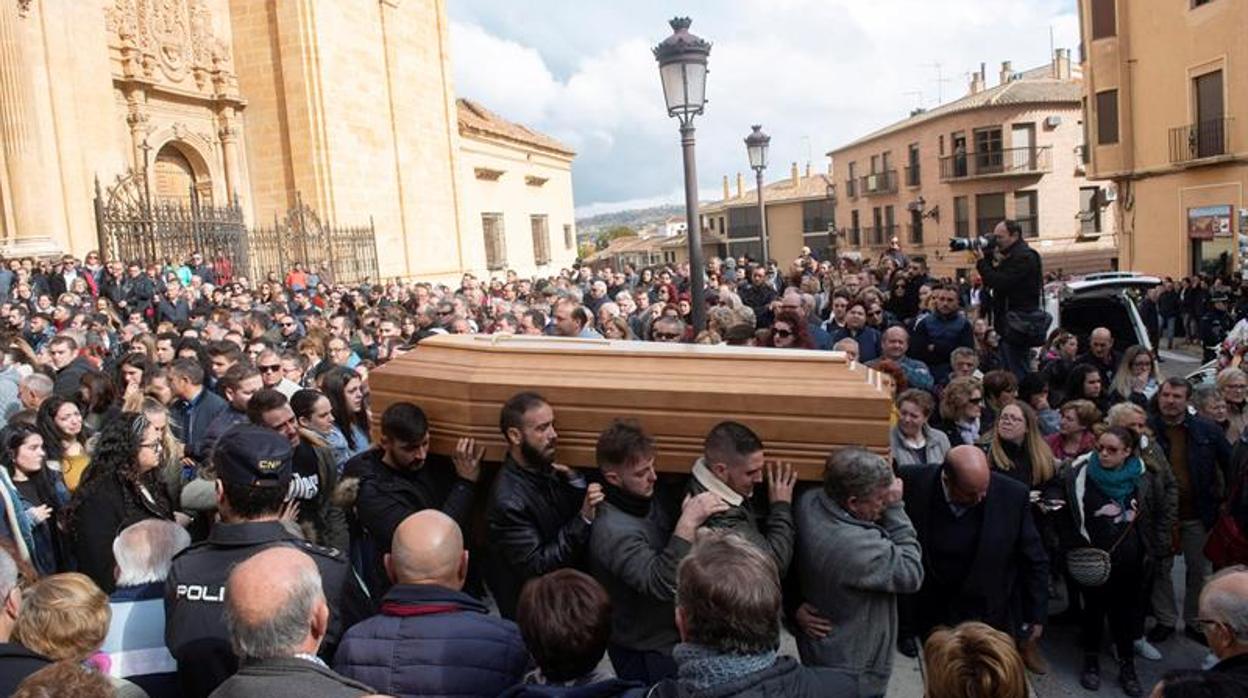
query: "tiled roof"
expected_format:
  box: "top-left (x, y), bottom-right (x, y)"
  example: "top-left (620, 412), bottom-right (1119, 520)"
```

top-left (585, 231), bottom-right (727, 262)
top-left (828, 69), bottom-right (1082, 154)
top-left (457, 99), bottom-right (576, 157)
top-left (702, 173), bottom-right (835, 213)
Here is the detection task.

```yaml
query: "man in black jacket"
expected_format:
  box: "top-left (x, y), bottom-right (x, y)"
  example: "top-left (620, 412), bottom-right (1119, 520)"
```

top-left (168, 358), bottom-right (230, 464)
top-left (974, 219), bottom-right (1043, 381)
top-left (739, 265), bottom-right (777, 329)
top-left (485, 392), bottom-right (602, 619)
top-left (588, 420), bottom-right (727, 683)
top-left (47, 334), bottom-right (97, 399)
top-left (353, 401), bottom-right (479, 553)
top-left (900, 445), bottom-right (1050, 672)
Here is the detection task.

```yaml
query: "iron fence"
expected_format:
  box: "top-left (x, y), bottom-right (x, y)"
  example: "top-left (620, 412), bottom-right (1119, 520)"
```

top-left (95, 172), bottom-right (378, 287)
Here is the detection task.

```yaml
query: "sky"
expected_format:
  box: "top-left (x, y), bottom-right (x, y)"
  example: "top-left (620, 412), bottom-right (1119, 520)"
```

top-left (447, 1), bottom-right (1081, 217)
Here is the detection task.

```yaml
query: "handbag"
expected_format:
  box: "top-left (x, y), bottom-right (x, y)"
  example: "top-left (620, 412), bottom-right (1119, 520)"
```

top-left (1066, 517), bottom-right (1136, 588)
top-left (1004, 308), bottom-right (1052, 348)
top-left (1205, 483), bottom-right (1248, 570)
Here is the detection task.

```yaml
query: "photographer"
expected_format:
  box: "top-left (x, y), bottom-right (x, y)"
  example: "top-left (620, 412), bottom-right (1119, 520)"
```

top-left (972, 219), bottom-right (1044, 380)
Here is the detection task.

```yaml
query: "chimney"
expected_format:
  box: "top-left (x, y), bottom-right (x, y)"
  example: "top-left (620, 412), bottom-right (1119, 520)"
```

top-left (790, 162), bottom-right (799, 186)
top-left (805, 162), bottom-right (812, 178)
top-left (969, 71), bottom-right (984, 95)
top-left (735, 172), bottom-right (744, 198)
top-left (722, 175), bottom-right (730, 201)
top-left (1053, 48), bottom-right (1071, 80)
top-left (999, 60), bottom-right (1013, 86)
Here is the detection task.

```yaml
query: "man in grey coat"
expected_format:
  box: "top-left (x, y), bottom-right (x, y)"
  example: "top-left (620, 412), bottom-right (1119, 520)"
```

top-left (685, 421), bottom-right (796, 575)
top-left (588, 420), bottom-right (728, 683)
top-left (210, 546), bottom-right (373, 698)
top-left (793, 448), bottom-right (924, 698)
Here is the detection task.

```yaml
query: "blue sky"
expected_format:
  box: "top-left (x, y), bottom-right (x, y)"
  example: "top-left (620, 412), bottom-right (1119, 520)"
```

top-left (447, 1), bottom-right (1081, 216)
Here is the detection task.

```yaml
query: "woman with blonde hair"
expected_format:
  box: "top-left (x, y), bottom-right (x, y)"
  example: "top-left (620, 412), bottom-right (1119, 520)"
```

top-left (938, 376), bottom-right (984, 447)
top-left (984, 401), bottom-right (1057, 490)
top-left (13, 573), bottom-right (145, 697)
top-left (923, 621), bottom-right (1028, 698)
top-left (1216, 367), bottom-right (1248, 443)
top-left (1109, 345), bottom-right (1162, 407)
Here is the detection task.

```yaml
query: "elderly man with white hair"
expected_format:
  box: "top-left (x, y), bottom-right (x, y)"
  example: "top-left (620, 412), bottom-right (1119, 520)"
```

top-left (101, 518), bottom-right (191, 698)
top-left (1199, 566), bottom-right (1248, 682)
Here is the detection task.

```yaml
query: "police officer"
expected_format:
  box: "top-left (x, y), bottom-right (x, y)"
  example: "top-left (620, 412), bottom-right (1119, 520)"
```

top-left (164, 423), bottom-right (370, 698)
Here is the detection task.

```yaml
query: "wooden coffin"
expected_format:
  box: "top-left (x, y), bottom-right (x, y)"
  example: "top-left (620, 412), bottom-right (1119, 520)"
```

top-left (368, 334), bottom-right (892, 481)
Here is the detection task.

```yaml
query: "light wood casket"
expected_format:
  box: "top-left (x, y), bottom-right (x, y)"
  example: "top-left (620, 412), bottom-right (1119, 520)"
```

top-left (368, 334), bottom-right (892, 480)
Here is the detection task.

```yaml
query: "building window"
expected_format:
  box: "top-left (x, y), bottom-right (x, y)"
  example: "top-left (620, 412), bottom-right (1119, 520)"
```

top-left (850, 210), bottom-right (861, 246)
top-left (975, 193), bottom-right (1006, 236)
top-left (939, 135), bottom-right (945, 156)
top-left (884, 205), bottom-right (896, 243)
top-left (1096, 90), bottom-right (1119, 144)
top-left (847, 162), bottom-right (857, 198)
top-left (802, 198), bottom-right (835, 233)
top-left (727, 207), bottom-right (761, 239)
top-left (482, 213), bottom-right (506, 270)
top-left (1194, 70), bottom-right (1226, 158)
top-left (954, 196), bottom-right (969, 237)
top-left (909, 209), bottom-right (923, 244)
top-left (1080, 187), bottom-right (1102, 235)
top-left (530, 215), bottom-right (550, 265)
top-left (906, 143), bottom-right (921, 187)
top-left (1090, 0), bottom-right (1116, 39)
top-left (563, 224), bottom-right (574, 250)
top-left (1192, 0), bottom-right (1213, 8)
top-left (1014, 191), bottom-right (1038, 238)
top-left (1081, 97), bottom-right (1091, 163)
top-left (974, 127), bottom-right (1004, 174)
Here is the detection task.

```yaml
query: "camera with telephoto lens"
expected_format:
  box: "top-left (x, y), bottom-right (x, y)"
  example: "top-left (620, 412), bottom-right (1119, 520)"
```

top-left (948, 235), bottom-right (997, 253)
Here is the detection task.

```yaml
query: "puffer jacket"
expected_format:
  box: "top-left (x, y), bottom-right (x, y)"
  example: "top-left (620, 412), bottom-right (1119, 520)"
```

top-left (332, 584), bottom-right (528, 698)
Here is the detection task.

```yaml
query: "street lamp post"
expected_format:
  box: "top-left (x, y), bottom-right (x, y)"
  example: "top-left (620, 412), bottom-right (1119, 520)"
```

top-left (744, 124), bottom-right (770, 266)
top-left (654, 17), bottom-right (711, 332)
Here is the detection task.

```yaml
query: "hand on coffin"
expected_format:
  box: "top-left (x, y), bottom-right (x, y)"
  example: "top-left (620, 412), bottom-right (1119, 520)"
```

top-left (453, 438), bottom-right (485, 483)
top-left (581, 483), bottom-right (605, 522)
top-left (767, 462), bottom-right (796, 504)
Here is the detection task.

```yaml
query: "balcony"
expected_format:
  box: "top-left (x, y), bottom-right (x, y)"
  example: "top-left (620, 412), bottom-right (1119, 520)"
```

top-left (860, 224), bottom-right (898, 247)
top-left (904, 164), bottom-right (921, 187)
top-left (858, 170), bottom-right (898, 196)
top-left (1170, 117), bottom-right (1233, 164)
top-left (939, 146), bottom-right (1052, 181)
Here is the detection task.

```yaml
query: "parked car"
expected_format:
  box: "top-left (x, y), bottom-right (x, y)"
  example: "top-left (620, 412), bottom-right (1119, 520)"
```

top-left (1044, 272), bottom-right (1161, 355)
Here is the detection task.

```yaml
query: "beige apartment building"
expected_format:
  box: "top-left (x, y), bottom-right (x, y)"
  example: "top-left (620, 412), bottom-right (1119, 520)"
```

top-left (0, 0), bottom-right (575, 282)
top-left (1077, 0), bottom-right (1248, 278)
top-left (698, 165), bottom-right (837, 266)
top-left (827, 53), bottom-right (1118, 279)
top-left (457, 100), bottom-right (578, 279)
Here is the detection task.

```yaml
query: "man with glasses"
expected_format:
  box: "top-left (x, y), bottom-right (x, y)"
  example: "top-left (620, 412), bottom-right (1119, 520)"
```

top-left (898, 445), bottom-right (1048, 664)
top-left (276, 313), bottom-right (303, 351)
top-left (257, 348), bottom-right (300, 398)
top-left (650, 316), bottom-right (685, 344)
top-left (1198, 566), bottom-right (1248, 680)
top-left (327, 337), bottom-right (360, 369)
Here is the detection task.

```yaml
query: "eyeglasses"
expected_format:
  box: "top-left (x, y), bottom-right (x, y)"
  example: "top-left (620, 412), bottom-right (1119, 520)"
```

top-left (773, 329), bottom-right (793, 339)
top-left (1194, 618), bottom-right (1223, 633)
top-left (281, 322), bottom-right (296, 328)
top-left (139, 441), bottom-right (163, 455)
top-left (259, 364), bottom-right (282, 373)
top-left (653, 332), bottom-right (681, 341)
top-left (967, 396), bottom-right (984, 404)
top-left (869, 309), bottom-right (883, 317)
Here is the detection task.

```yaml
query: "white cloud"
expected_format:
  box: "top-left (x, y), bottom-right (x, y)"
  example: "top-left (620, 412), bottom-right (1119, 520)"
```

top-left (448, 0), bottom-right (1082, 214)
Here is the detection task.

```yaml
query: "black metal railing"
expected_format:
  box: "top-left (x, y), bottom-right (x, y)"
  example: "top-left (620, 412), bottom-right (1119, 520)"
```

top-left (858, 170), bottom-right (899, 196)
top-left (1170, 117), bottom-right (1233, 163)
top-left (860, 224), bottom-right (898, 246)
top-left (939, 146), bottom-right (1052, 180)
top-left (904, 164), bottom-right (921, 187)
top-left (95, 172), bottom-right (379, 286)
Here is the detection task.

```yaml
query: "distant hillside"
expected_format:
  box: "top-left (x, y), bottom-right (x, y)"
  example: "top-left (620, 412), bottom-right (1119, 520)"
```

top-left (576, 204), bottom-right (685, 238)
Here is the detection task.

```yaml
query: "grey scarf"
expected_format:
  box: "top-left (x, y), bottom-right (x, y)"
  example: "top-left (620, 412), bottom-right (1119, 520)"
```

top-left (673, 642), bottom-right (778, 691)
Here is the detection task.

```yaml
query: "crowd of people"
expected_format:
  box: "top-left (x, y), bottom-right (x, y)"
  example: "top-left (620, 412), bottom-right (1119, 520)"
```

top-left (0, 219), bottom-right (1246, 697)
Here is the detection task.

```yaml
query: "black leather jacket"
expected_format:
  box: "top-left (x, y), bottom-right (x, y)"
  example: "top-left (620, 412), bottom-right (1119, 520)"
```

top-left (484, 454), bottom-right (589, 619)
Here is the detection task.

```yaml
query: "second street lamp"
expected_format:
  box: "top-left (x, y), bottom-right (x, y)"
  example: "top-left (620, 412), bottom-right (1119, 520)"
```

top-left (653, 17), bottom-right (710, 332)
top-left (745, 124), bottom-right (770, 266)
